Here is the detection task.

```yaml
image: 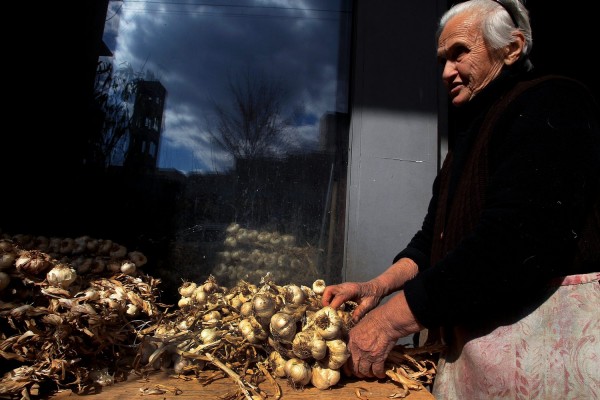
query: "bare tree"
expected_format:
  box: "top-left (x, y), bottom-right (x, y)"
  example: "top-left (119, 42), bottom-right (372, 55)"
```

top-left (90, 60), bottom-right (140, 167)
top-left (206, 70), bottom-right (300, 161)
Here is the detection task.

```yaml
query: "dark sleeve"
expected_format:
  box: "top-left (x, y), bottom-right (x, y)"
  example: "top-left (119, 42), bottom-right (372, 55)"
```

top-left (403, 80), bottom-right (600, 328)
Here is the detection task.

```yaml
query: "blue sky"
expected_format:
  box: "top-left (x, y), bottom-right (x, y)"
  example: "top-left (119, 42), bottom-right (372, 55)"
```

top-left (102, 0), bottom-right (352, 174)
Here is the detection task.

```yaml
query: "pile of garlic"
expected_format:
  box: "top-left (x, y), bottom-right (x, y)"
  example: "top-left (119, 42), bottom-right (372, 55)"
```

top-left (209, 223), bottom-right (320, 288)
top-left (138, 274), bottom-right (355, 392)
top-left (1, 232), bottom-right (147, 282)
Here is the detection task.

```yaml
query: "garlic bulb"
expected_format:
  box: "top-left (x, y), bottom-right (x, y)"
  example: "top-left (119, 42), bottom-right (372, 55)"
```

top-left (240, 301), bottom-right (253, 317)
top-left (192, 287), bottom-right (208, 305)
top-left (46, 263), bottom-right (77, 289)
top-left (202, 277), bottom-right (219, 294)
top-left (120, 261), bottom-right (136, 275)
top-left (75, 258), bottom-right (92, 274)
top-left (323, 339), bottom-right (350, 370)
top-left (98, 239), bottom-right (113, 255)
top-left (311, 362), bottom-right (341, 390)
top-left (15, 250), bottom-right (52, 276)
top-left (239, 316), bottom-right (268, 343)
top-left (252, 293), bottom-right (277, 319)
top-left (283, 284), bottom-right (306, 305)
top-left (292, 330), bottom-right (314, 359)
top-left (310, 333), bottom-right (327, 360)
top-left (178, 281), bottom-right (197, 298)
top-left (268, 351), bottom-right (287, 378)
top-left (59, 238), bottom-right (75, 254)
top-left (178, 296), bottom-right (192, 308)
top-left (0, 271), bottom-right (9, 291)
top-left (86, 238), bottom-right (99, 253)
top-left (0, 240), bottom-right (13, 251)
top-left (229, 295), bottom-right (243, 309)
top-left (34, 236), bottom-right (50, 252)
top-left (106, 260), bottom-right (122, 273)
top-left (226, 223), bottom-right (240, 234)
top-left (269, 312), bottom-right (297, 343)
top-left (109, 243), bottom-right (127, 258)
top-left (281, 234), bottom-right (296, 247)
top-left (73, 236), bottom-right (90, 254)
top-left (90, 257), bottom-right (105, 274)
top-left (312, 279), bottom-right (326, 296)
top-left (202, 310), bottom-right (221, 326)
top-left (128, 251), bottom-right (147, 267)
top-left (126, 303), bottom-right (140, 317)
top-left (0, 252), bottom-right (16, 270)
top-left (313, 306), bottom-right (342, 340)
top-left (224, 236), bottom-right (237, 247)
top-left (284, 358), bottom-right (311, 386)
top-left (173, 353), bottom-right (192, 374)
top-left (200, 327), bottom-right (219, 344)
top-left (48, 237), bottom-right (62, 253)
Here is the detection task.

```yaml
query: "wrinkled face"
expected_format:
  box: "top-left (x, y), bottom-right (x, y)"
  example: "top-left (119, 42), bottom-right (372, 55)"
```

top-left (437, 12), bottom-right (505, 106)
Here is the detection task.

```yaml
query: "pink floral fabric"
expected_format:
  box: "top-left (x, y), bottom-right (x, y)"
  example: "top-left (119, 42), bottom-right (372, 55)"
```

top-left (432, 272), bottom-right (600, 399)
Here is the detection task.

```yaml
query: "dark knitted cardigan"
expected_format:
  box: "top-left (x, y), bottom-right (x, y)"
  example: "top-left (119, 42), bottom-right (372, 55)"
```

top-left (396, 61), bottom-right (600, 329)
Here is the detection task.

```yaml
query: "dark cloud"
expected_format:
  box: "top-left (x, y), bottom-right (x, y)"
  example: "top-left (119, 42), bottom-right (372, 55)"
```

top-left (104, 0), bottom-right (351, 173)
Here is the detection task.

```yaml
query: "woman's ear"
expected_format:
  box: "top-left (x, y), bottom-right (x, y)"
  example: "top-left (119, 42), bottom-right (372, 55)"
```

top-left (504, 31), bottom-right (525, 66)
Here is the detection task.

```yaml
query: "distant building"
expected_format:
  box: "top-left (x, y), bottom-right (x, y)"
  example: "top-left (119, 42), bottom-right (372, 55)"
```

top-left (125, 80), bottom-right (167, 173)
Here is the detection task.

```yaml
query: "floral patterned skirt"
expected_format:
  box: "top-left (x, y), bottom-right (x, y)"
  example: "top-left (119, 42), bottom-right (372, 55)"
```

top-left (432, 272), bottom-right (600, 400)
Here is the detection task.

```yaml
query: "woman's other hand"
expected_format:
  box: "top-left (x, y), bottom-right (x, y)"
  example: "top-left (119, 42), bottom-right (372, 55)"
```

top-left (343, 291), bottom-right (424, 379)
top-left (321, 281), bottom-right (385, 322)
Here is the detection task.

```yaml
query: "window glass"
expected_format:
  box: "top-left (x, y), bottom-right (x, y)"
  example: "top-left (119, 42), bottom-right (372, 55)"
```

top-left (87, 0), bottom-right (353, 298)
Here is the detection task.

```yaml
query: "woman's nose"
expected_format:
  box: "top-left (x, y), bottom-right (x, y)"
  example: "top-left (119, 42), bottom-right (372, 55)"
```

top-left (441, 60), bottom-right (456, 82)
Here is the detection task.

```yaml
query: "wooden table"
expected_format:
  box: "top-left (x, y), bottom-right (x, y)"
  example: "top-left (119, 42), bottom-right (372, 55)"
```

top-left (50, 370), bottom-right (435, 400)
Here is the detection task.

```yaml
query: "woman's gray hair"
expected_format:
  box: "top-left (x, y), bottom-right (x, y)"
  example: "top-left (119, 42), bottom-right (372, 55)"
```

top-left (437, 0), bottom-right (532, 56)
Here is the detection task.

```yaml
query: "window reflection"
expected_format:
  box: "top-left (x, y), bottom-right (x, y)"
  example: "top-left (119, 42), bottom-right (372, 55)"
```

top-left (2, 1), bottom-right (352, 303)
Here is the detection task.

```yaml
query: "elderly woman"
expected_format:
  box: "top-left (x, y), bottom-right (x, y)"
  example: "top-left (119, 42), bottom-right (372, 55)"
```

top-left (322, 0), bottom-right (600, 398)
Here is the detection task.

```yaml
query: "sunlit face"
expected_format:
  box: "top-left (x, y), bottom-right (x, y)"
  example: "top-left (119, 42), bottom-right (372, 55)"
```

top-left (437, 12), bottom-right (505, 106)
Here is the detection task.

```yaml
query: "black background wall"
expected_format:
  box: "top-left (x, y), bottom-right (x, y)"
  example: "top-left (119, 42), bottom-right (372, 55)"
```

top-left (527, 1), bottom-right (598, 99)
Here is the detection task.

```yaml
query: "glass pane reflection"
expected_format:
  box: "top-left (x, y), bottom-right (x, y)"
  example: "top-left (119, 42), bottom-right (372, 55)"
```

top-left (91, 0), bottom-right (352, 299)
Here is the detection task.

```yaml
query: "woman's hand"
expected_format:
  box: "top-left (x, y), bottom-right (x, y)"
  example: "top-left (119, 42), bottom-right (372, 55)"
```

top-left (343, 291), bottom-right (424, 379)
top-left (321, 257), bottom-right (418, 322)
top-left (321, 281), bottom-right (384, 322)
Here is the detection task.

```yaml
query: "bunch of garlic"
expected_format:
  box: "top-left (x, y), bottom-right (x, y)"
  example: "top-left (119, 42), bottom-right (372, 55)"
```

top-left (6, 232), bottom-right (148, 276)
top-left (248, 279), bottom-right (355, 389)
top-left (168, 274), bottom-right (354, 390)
top-left (210, 223), bottom-right (320, 288)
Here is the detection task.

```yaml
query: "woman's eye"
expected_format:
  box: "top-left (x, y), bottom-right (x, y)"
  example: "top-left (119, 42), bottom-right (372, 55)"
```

top-left (452, 46), bottom-right (469, 61)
